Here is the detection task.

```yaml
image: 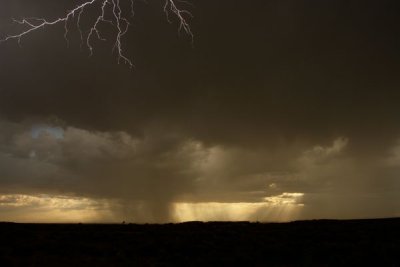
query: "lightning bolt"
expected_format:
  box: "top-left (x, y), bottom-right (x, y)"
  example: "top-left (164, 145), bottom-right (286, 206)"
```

top-left (1, 0), bottom-right (193, 68)
top-left (164, 0), bottom-right (194, 42)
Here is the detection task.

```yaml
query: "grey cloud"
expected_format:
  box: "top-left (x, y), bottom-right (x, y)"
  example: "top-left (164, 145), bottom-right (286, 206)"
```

top-left (1, 117), bottom-right (400, 221)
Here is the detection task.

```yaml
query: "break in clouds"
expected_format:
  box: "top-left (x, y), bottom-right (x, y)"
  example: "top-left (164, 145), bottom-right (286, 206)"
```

top-left (0, 0), bottom-right (400, 222)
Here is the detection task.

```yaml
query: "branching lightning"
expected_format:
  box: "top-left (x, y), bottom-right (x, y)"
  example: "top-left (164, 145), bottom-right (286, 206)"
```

top-left (164, 0), bottom-right (193, 41)
top-left (1, 0), bottom-right (193, 68)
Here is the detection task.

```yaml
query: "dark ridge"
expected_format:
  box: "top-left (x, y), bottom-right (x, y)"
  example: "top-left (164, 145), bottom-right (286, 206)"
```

top-left (1, 218), bottom-right (399, 266)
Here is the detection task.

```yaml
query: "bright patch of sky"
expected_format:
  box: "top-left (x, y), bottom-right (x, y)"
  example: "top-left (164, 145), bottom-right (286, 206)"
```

top-left (31, 125), bottom-right (64, 139)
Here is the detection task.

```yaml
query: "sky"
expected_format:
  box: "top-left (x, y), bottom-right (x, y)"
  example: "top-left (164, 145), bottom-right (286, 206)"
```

top-left (0, 0), bottom-right (400, 223)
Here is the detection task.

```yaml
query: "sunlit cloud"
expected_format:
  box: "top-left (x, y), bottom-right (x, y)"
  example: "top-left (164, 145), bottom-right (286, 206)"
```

top-left (173, 192), bottom-right (304, 222)
top-left (263, 192), bottom-right (304, 205)
top-left (0, 192), bottom-right (305, 223)
top-left (0, 194), bottom-right (113, 223)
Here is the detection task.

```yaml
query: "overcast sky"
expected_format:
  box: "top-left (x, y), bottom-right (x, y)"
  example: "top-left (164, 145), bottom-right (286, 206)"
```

top-left (0, 0), bottom-right (400, 222)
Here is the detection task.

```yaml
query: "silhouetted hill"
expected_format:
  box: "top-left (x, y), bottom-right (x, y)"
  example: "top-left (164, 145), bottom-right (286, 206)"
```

top-left (1, 218), bottom-right (399, 266)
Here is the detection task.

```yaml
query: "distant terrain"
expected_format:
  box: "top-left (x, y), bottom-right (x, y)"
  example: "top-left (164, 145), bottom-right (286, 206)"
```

top-left (1, 218), bottom-right (399, 266)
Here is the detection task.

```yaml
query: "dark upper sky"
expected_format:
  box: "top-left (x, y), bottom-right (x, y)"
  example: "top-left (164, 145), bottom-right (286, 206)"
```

top-left (0, 0), bottom-right (399, 222)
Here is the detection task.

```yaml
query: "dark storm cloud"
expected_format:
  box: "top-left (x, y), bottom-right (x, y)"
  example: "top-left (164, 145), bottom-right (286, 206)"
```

top-left (1, 0), bottom-right (400, 145)
top-left (0, 0), bottom-right (400, 221)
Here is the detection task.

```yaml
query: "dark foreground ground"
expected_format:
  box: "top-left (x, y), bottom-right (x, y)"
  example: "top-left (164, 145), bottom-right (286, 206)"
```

top-left (1, 218), bottom-right (399, 266)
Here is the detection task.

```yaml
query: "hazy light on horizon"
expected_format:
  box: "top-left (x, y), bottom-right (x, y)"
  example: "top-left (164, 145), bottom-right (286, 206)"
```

top-left (0, 193), bottom-right (305, 223)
